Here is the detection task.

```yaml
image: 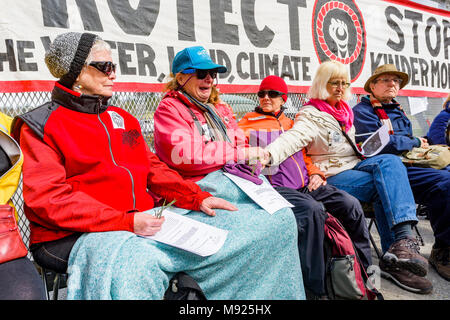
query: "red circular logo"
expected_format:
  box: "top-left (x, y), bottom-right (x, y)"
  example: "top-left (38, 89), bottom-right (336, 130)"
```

top-left (312, 0), bottom-right (367, 82)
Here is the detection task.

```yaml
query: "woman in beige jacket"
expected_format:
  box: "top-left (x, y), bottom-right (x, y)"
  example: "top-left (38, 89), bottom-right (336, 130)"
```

top-left (261, 60), bottom-right (433, 294)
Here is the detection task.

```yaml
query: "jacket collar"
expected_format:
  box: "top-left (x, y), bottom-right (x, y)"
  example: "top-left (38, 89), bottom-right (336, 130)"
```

top-left (362, 95), bottom-right (400, 109)
top-left (52, 82), bottom-right (110, 114)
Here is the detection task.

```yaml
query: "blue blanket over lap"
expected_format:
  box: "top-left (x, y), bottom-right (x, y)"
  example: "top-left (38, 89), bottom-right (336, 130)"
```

top-left (66, 170), bottom-right (305, 300)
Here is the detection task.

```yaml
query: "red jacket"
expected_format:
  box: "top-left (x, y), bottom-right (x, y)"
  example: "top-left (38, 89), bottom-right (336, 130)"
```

top-left (12, 83), bottom-right (211, 245)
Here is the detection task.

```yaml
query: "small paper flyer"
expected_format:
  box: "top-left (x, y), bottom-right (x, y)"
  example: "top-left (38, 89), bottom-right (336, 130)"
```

top-left (360, 124), bottom-right (390, 157)
top-left (223, 172), bottom-right (294, 215)
top-left (142, 209), bottom-right (228, 257)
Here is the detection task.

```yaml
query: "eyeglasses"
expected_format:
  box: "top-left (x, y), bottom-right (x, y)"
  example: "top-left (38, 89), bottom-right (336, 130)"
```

top-left (328, 81), bottom-right (351, 88)
top-left (88, 61), bottom-right (117, 76)
top-left (257, 90), bottom-right (284, 99)
top-left (374, 78), bottom-right (403, 85)
top-left (182, 68), bottom-right (218, 79)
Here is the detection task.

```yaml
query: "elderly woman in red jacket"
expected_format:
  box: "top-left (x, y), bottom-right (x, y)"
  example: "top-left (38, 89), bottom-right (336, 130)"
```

top-left (12, 33), bottom-right (235, 277)
top-left (13, 35), bottom-right (304, 300)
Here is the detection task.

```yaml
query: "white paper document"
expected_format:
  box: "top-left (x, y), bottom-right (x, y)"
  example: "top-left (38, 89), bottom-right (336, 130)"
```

top-left (223, 172), bottom-right (294, 215)
top-left (143, 209), bottom-right (228, 257)
top-left (360, 124), bottom-right (390, 157)
top-left (408, 96), bottom-right (428, 115)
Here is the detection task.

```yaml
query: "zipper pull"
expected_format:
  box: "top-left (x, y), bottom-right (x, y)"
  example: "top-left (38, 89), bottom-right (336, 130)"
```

top-left (96, 96), bottom-right (105, 114)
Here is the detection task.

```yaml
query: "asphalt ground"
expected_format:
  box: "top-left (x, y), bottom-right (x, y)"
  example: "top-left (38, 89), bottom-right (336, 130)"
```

top-left (370, 216), bottom-right (449, 300)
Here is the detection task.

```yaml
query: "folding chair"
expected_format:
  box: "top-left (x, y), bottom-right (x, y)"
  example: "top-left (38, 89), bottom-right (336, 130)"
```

top-left (361, 202), bottom-right (425, 260)
top-left (38, 267), bottom-right (67, 300)
top-left (16, 203), bottom-right (67, 300)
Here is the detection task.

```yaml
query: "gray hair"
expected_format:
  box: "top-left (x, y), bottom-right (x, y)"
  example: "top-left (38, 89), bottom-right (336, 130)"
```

top-left (85, 40), bottom-right (112, 65)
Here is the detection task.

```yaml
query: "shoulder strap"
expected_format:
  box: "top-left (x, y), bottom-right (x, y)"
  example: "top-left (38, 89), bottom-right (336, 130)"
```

top-left (307, 103), bottom-right (366, 160)
top-left (338, 121), bottom-right (366, 160)
top-left (173, 95), bottom-right (206, 139)
top-left (184, 104), bottom-right (206, 138)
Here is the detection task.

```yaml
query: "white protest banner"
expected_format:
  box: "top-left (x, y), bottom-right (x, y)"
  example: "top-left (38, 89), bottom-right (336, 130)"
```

top-left (0, 0), bottom-right (448, 97)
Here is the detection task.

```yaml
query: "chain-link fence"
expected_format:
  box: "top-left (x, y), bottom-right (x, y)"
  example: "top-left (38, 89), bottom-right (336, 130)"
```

top-left (1, 90), bottom-right (446, 253)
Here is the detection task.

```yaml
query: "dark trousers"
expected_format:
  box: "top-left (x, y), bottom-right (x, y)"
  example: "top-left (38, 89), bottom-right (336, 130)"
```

top-left (30, 233), bottom-right (82, 274)
top-left (407, 166), bottom-right (450, 247)
top-left (0, 257), bottom-right (46, 300)
top-left (275, 184), bottom-right (372, 297)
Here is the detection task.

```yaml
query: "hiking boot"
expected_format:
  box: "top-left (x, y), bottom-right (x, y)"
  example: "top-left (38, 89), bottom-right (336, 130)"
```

top-left (379, 259), bottom-right (433, 294)
top-left (381, 237), bottom-right (428, 276)
top-left (429, 246), bottom-right (450, 281)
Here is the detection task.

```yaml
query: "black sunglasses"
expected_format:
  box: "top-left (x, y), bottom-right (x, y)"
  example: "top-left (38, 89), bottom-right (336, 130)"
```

top-left (192, 69), bottom-right (218, 80)
top-left (257, 90), bottom-right (284, 99)
top-left (88, 61), bottom-right (117, 76)
top-left (182, 68), bottom-right (218, 80)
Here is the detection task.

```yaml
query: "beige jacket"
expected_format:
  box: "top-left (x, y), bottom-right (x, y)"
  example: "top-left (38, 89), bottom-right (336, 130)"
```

top-left (266, 105), bottom-right (361, 178)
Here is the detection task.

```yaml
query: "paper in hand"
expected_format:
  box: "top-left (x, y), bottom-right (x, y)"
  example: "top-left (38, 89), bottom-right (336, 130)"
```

top-left (223, 172), bottom-right (294, 215)
top-left (360, 124), bottom-right (390, 157)
top-left (142, 209), bottom-right (228, 257)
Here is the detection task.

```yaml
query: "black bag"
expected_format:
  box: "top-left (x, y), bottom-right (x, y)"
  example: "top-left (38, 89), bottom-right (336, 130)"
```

top-left (163, 272), bottom-right (207, 300)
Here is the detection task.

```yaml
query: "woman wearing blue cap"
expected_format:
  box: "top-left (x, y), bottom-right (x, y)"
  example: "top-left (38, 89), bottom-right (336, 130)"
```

top-left (153, 46), bottom-right (306, 299)
top-left (154, 46), bottom-right (248, 179)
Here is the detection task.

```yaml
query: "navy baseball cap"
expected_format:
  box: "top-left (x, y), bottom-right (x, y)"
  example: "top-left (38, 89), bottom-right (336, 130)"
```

top-left (171, 46), bottom-right (227, 74)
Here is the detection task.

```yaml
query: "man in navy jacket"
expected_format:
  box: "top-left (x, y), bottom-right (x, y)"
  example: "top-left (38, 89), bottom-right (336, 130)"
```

top-left (426, 95), bottom-right (450, 146)
top-left (353, 64), bottom-right (450, 284)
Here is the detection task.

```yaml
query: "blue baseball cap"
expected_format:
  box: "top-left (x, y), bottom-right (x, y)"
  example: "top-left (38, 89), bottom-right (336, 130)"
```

top-left (171, 46), bottom-right (227, 74)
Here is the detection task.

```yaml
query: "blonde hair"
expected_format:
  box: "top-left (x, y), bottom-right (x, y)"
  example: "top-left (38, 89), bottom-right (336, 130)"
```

top-left (307, 60), bottom-right (352, 101)
top-left (164, 72), bottom-right (220, 105)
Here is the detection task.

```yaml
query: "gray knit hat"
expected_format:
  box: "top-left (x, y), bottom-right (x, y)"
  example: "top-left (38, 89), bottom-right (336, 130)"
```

top-left (45, 32), bottom-right (99, 88)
